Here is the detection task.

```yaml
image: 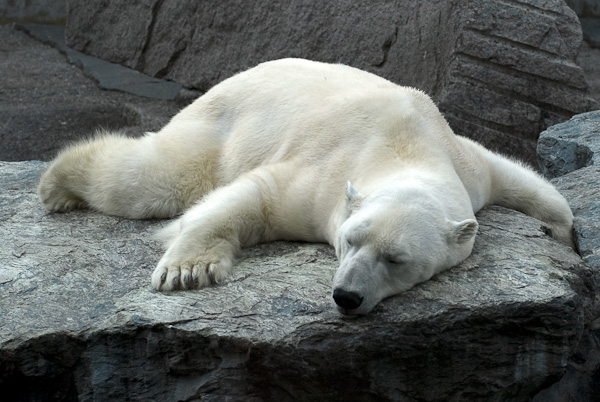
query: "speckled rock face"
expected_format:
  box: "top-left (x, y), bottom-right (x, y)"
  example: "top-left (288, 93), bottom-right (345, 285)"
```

top-left (538, 111), bottom-right (600, 271)
top-left (0, 160), bottom-right (593, 401)
top-left (538, 111), bottom-right (600, 178)
top-left (533, 111), bottom-right (600, 402)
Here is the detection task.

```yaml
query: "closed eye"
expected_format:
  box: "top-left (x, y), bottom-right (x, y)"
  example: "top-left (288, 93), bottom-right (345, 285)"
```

top-left (384, 254), bottom-right (407, 265)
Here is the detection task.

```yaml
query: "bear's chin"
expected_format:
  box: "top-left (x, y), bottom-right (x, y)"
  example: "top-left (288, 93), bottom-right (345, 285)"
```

top-left (332, 300), bottom-right (377, 317)
top-left (335, 307), bottom-right (365, 318)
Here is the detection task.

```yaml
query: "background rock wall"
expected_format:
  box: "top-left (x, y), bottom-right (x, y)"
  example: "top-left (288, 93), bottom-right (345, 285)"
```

top-left (565, 0), bottom-right (600, 17)
top-left (0, 0), bottom-right (66, 24)
top-left (65, 0), bottom-right (598, 165)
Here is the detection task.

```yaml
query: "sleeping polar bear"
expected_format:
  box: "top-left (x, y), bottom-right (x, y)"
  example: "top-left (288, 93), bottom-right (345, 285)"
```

top-left (38, 58), bottom-right (574, 315)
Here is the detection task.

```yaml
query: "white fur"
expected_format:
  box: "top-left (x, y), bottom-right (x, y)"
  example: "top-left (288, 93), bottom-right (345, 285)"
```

top-left (38, 58), bottom-right (574, 315)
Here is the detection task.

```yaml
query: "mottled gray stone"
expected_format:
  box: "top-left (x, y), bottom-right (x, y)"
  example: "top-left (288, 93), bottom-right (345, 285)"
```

top-left (0, 0), bottom-right (66, 24)
top-left (532, 112), bottom-right (600, 402)
top-left (0, 25), bottom-right (181, 162)
top-left (554, 166), bottom-right (600, 271)
top-left (0, 161), bottom-right (594, 402)
top-left (565, 0), bottom-right (600, 18)
top-left (532, 165), bottom-right (600, 401)
top-left (20, 24), bottom-right (182, 101)
top-left (537, 110), bottom-right (600, 178)
top-left (64, 0), bottom-right (598, 165)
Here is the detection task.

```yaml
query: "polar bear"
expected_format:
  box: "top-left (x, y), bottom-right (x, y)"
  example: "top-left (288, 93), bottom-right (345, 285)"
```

top-left (38, 58), bottom-right (574, 315)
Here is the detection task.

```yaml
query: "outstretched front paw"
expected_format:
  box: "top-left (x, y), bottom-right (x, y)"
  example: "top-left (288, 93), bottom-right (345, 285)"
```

top-left (151, 253), bottom-right (234, 291)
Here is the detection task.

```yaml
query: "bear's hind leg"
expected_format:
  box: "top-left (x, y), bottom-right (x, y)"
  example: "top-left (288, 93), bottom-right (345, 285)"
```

top-left (38, 135), bottom-right (113, 214)
top-left (38, 179), bottom-right (86, 213)
top-left (39, 132), bottom-right (193, 219)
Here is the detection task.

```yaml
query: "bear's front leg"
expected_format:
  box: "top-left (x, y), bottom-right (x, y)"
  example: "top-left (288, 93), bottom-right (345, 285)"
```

top-left (151, 176), bottom-right (270, 291)
top-left (151, 231), bottom-right (238, 291)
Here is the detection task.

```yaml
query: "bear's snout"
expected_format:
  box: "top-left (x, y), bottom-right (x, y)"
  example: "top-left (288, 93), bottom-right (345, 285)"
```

top-left (333, 288), bottom-right (363, 311)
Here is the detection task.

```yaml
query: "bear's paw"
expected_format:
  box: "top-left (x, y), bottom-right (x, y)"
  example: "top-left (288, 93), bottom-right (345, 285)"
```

top-left (38, 176), bottom-right (86, 213)
top-left (151, 253), bottom-right (233, 292)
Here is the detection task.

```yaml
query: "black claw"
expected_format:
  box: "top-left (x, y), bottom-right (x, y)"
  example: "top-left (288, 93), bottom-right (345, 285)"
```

top-left (208, 270), bottom-right (216, 285)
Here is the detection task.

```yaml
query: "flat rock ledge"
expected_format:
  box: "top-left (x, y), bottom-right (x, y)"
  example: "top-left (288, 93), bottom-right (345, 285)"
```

top-left (0, 157), bottom-right (596, 401)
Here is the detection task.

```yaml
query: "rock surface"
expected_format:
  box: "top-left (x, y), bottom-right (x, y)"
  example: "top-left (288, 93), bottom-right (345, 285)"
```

top-left (538, 110), bottom-right (600, 289)
top-left (533, 111), bottom-right (600, 402)
top-left (64, 0), bottom-right (598, 165)
top-left (0, 24), bottom-right (181, 162)
top-left (21, 24), bottom-right (182, 101)
top-left (538, 111), bottom-right (600, 270)
top-left (0, 159), bottom-right (594, 401)
top-left (538, 110), bottom-right (600, 178)
top-left (0, 0), bottom-right (66, 24)
top-left (566, 0), bottom-right (600, 18)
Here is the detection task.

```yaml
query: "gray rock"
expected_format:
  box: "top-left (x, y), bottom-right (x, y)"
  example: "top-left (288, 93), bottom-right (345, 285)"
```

top-left (537, 110), bottom-right (600, 178)
top-left (0, 0), bottom-right (66, 24)
top-left (554, 166), bottom-right (600, 271)
top-left (0, 160), bottom-right (595, 401)
top-left (64, 0), bottom-right (598, 165)
top-left (532, 167), bottom-right (600, 402)
top-left (565, 0), bottom-right (600, 18)
top-left (581, 18), bottom-right (600, 48)
top-left (0, 25), bottom-right (181, 162)
top-left (532, 112), bottom-right (600, 402)
top-left (19, 24), bottom-right (182, 101)
top-left (576, 40), bottom-right (600, 104)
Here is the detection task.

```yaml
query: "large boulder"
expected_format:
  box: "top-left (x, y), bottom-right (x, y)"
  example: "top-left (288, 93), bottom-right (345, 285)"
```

top-left (64, 0), bottom-right (598, 165)
top-left (537, 110), bottom-right (600, 178)
top-left (533, 111), bottom-right (600, 401)
top-left (0, 156), bottom-right (595, 401)
top-left (538, 111), bottom-right (600, 271)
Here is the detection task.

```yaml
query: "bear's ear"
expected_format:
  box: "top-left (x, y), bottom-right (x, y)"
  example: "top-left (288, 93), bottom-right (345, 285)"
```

top-left (346, 181), bottom-right (364, 211)
top-left (448, 219), bottom-right (479, 244)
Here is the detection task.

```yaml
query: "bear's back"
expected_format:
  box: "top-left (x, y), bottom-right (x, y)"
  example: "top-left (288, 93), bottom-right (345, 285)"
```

top-left (171, 59), bottom-right (456, 182)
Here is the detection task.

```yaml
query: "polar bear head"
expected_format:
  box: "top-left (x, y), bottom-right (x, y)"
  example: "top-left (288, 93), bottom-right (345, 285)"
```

top-left (332, 182), bottom-right (478, 316)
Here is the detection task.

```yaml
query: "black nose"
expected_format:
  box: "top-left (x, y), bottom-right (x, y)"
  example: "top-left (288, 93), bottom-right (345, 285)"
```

top-left (333, 288), bottom-right (363, 310)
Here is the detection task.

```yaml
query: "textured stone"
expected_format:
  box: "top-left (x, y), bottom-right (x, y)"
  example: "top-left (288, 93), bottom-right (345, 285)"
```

top-left (0, 161), bottom-right (595, 401)
top-left (0, 25), bottom-right (181, 162)
top-left (20, 24), bottom-right (182, 101)
top-left (0, 0), bottom-right (66, 24)
top-left (64, 0), bottom-right (598, 165)
top-left (555, 166), bottom-right (600, 270)
top-left (537, 110), bottom-right (600, 178)
top-left (532, 112), bottom-right (600, 402)
top-left (565, 0), bottom-right (600, 18)
top-left (534, 165), bottom-right (600, 402)
top-left (539, 111), bottom-right (600, 279)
